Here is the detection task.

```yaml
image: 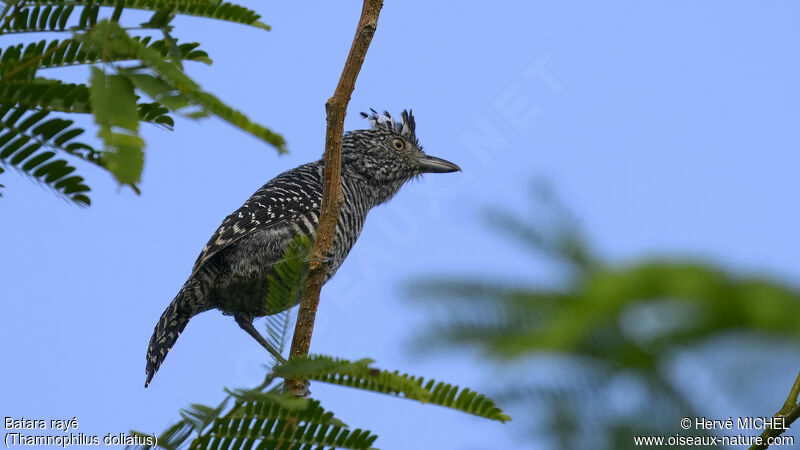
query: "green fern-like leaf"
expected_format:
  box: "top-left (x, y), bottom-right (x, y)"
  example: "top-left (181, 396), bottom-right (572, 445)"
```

top-left (1, 3), bottom-right (78, 34)
top-left (225, 387), bottom-right (315, 414)
top-left (0, 105), bottom-right (93, 204)
top-left (419, 378), bottom-right (511, 423)
top-left (264, 235), bottom-right (312, 315)
top-left (0, 79), bottom-right (90, 112)
top-left (264, 310), bottom-right (294, 365)
top-left (0, 36), bottom-right (210, 80)
top-left (133, 389), bottom-right (375, 450)
top-left (89, 66), bottom-right (143, 184)
top-left (133, 354), bottom-right (507, 450)
top-left (15, 0), bottom-right (270, 30)
top-left (191, 394), bottom-right (378, 450)
top-left (78, 20), bottom-right (287, 152)
top-left (179, 399), bottom-right (231, 433)
top-left (0, 79), bottom-right (175, 127)
top-left (0, 0), bottom-right (279, 204)
top-left (275, 355), bottom-right (512, 423)
top-left (261, 235), bottom-right (311, 363)
top-left (136, 100), bottom-right (173, 128)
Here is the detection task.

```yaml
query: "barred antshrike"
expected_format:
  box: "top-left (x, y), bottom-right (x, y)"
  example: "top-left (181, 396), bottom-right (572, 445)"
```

top-left (145, 110), bottom-right (460, 387)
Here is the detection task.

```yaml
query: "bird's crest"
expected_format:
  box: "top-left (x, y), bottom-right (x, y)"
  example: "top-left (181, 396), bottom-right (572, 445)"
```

top-left (360, 109), bottom-right (418, 146)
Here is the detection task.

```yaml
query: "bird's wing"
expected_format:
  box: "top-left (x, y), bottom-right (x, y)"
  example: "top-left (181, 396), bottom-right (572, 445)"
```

top-left (191, 163), bottom-right (322, 273)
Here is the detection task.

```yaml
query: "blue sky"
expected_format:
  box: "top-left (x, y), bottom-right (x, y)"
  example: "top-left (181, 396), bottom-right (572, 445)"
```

top-left (2, 1), bottom-right (800, 449)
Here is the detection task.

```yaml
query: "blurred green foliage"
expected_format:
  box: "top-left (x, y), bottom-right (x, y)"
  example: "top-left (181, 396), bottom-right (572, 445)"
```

top-left (408, 182), bottom-right (800, 449)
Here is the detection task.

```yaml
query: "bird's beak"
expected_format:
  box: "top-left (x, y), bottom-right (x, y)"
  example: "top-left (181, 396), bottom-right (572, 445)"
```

top-left (417, 154), bottom-right (461, 173)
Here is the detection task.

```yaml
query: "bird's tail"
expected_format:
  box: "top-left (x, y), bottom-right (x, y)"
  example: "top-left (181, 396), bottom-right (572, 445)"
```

top-left (145, 278), bottom-right (211, 387)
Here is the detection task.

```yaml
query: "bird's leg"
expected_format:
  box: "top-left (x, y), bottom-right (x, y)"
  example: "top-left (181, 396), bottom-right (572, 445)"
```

top-left (235, 314), bottom-right (312, 396)
top-left (291, 379), bottom-right (312, 397)
top-left (234, 314), bottom-right (286, 364)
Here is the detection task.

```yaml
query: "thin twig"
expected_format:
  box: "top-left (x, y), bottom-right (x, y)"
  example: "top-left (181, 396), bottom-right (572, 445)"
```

top-left (749, 371), bottom-right (800, 450)
top-left (285, 0), bottom-right (383, 395)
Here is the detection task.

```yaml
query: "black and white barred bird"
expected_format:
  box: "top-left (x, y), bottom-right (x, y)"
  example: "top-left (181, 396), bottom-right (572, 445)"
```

top-left (144, 109), bottom-right (460, 387)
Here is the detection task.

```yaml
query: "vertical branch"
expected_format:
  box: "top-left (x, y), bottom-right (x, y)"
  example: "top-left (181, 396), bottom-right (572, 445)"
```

top-left (287, 0), bottom-right (383, 395)
top-left (749, 371), bottom-right (800, 450)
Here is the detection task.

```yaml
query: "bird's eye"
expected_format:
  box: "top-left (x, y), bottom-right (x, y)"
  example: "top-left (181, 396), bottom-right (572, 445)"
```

top-left (391, 138), bottom-right (405, 151)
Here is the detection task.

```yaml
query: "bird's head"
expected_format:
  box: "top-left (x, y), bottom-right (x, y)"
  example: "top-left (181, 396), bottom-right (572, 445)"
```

top-left (341, 109), bottom-right (460, 199)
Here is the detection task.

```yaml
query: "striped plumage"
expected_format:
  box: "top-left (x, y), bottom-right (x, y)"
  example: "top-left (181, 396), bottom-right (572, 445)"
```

top-left (145, 110), bottom-right (461, 387)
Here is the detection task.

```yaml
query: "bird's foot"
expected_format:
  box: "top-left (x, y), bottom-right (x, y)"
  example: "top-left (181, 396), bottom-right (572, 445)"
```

top-left (284, 379), bottom-right (311, 397)
top-left (310, 248), bottom-right (336, 265)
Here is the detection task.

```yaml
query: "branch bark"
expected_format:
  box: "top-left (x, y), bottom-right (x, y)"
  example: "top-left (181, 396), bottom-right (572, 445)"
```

top-left (286, 0), bottom-right (383, 395)
top-left (749, 371), bottom-right (800, 450)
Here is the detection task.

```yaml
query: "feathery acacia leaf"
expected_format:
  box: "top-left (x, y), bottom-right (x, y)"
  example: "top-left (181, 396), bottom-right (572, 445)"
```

top-left (0, 79), bottom-right (176, 129)
top-left (88, 66), bottom-right (143, 184)
top-left (79, 20), bottom-right (287, 152)
top-left (264, 235), bottom-right (311, 315)
top-left (136, 100), bottom-right (172, 127)
top-left (136, 354), bottom-right (509, 450)
top-left (263, 235), bottom-right (312, 363)
top-left (0, 79), bottom-right (90, 112)
top-left (133, 390), bottom-right (377, 450)
top-left (275, 355), bottom-right (512, 423)
top-left (15, 0), bottom-right (270, 30)
top-left (2, 3), bottom-right (77, 34)
top-left (0, 36), bottom-right (210, 80)
top-left (0, 105), bottom-right (92, 204)
top-left (1, 0), bottom-right (280, 203)
top-left (191, 395), bottom-right (378, 450)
